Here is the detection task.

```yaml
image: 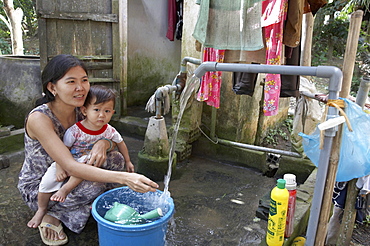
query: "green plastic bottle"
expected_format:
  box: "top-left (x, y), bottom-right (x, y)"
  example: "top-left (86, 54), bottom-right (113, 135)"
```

top-left (266, 179), bottom-right (289, 246)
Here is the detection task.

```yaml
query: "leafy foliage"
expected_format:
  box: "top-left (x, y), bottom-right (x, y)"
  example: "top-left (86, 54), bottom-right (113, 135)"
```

top-left (263, 116), bottom-right (293, 147)
top-left (312, 0), bottom-right (370, 97)
top-left (0, 0), bottom-right (37, 54)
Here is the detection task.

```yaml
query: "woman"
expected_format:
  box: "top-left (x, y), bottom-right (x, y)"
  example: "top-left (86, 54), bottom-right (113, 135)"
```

top-left (18, 54), bottom-right (158, 245)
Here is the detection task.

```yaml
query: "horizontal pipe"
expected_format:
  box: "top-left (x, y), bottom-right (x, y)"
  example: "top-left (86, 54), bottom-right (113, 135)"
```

top-left (217, 138), bottom-right (302, 158)
top-left (181, 57), bottom-right (202, 73)
top-left (194, 62), bottom-right (320, 78)
top-left (192, 61), bottom-right (343, 246)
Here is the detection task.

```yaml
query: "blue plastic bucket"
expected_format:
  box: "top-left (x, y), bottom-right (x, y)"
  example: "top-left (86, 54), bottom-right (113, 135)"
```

top-left (92, 186), bottom-right (174, 246)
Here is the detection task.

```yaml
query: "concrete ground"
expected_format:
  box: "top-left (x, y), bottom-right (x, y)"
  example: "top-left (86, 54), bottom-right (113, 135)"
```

top-left (0, 134), bottom-right (279, 246)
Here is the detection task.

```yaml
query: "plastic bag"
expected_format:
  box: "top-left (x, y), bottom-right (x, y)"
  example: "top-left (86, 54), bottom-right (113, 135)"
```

top-left (299, 98), bottom-right (370, 182)
top-left (291, 77), bottom-right (324, 154)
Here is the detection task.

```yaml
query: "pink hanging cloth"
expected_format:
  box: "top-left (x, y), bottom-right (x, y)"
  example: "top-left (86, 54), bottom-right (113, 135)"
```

top-left (197, 48), bottom-right (225, 109)
top-left (166, 0), bottom-right (177, 41)
top-left (262, 0), bottom-right (288, 116)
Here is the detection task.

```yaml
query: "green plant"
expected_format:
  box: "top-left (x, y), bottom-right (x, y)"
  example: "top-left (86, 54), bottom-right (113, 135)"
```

top-left (263, 116), bottom-right (293, 147)
top-left (0, 0), bottom-right (37, 55)
top-left (364, 214), bottom-right (370, 225)
top-left (312, 0), bottom-right (370, 98)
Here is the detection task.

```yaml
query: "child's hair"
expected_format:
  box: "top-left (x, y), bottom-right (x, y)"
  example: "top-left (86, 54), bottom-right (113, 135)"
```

top-left (84, 85), bottom-right (116, 108)
top-left (36, 54), bottom-right (88, 106)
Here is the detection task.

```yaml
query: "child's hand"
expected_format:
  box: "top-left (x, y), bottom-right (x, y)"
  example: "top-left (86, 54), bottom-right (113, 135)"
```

top-left (55, 163), bottom-right (68, 182)
top-left (125, 161), bottom-right (135, 173)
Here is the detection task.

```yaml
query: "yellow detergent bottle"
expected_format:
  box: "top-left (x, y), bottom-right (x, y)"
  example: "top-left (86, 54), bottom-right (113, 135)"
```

top-left (266, 179), bottom-right (289, 246)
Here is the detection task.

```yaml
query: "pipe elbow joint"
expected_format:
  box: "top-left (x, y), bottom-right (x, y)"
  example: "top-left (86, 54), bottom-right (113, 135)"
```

top-left (193, 62), bottom-right (217, 78)
top-left (317, 66), bottom-right (343, 92)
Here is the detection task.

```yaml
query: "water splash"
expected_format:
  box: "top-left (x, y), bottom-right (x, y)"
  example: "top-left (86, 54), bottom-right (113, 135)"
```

top-left (161, 74), bottom-right (201, 200)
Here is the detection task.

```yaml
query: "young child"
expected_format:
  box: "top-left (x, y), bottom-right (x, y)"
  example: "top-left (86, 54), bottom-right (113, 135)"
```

top-left (27, 85), bottom-right (134, 228)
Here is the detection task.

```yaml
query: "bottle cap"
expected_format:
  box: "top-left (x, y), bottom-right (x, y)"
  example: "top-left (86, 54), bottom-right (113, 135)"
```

top-left (277, 179), bottom-right (286, 189)
top-left (283, 173), bottom-right (297, 190)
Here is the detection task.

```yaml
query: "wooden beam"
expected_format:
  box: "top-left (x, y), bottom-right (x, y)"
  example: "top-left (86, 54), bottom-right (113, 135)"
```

top-left (112, 0), bottom-right (128, 117)
top-left (84, 62), bottom-right (113, 70)
top-left (38, 11), bottom-right (118, 23)
top-left (48, 55), bottom-right (112, 61)
top-left (89, 78), bottom-right (117, 83)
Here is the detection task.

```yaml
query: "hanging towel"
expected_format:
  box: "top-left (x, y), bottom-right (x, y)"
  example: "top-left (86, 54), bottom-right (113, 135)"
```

top-left (262, 0), bottom-right (288, 116)
top-left (166, 0), bottom-right (177, 41)
top-left (193, 0), bottom-right (264, 51)
top-left (197, 48), bottom-right (225, 108)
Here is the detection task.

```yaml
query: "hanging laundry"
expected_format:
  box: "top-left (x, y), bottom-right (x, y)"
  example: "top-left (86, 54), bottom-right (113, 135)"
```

top-left (232, 66), bottom-right (259, 96)
top-left (283, 0), bottom-right (305, 48)
top-left (197, 48), bottom-right (225, 108)
top-left (262, 0), bottom-right (288, 116)
top-left (193, 0), bottom-right (264, 51)
top-left (166, 0), bottom-right (183, 41)
top-left (175, 0), bottom-right (183, 40)
top-left (305, 0), bottom-right (327, 16)
top-left (280, 46), bottom-right (301, 98)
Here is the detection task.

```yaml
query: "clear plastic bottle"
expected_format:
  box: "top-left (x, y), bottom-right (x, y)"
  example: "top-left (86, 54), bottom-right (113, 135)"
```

top-left (266, 179), bottom-right (289, 246)
top-left (284, 173), bottom-right (297, 238)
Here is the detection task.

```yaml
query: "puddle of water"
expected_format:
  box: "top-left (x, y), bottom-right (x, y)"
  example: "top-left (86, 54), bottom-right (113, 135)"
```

top-left (163, 157), bottom-right (275, 245)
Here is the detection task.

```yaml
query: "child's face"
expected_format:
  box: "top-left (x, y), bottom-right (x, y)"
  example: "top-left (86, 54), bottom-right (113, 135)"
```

top-left (82, 98), bottom-right (115, 130)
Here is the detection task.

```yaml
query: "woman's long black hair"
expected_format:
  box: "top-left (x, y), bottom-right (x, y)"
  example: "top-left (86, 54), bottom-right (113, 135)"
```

top-left (35, 54), bottom-right (88, 106)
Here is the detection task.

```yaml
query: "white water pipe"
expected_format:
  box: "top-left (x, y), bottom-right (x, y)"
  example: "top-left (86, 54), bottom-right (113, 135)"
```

top-left (356, 75), bottom-right (370, 109)
top-left (181, 56), bottom-right (202, 73)
top-left (193, 62), bottom-right (343, 246)
top-left (153, 57), bottom-right (202, 118)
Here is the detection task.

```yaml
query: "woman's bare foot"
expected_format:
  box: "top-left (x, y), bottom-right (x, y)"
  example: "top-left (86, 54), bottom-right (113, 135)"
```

top-left (40, 214), bottom-right (67, 242)
top-left (27, 208), bottom-right (47, 228)
top-left (50, 189), bottom-right (68, 202)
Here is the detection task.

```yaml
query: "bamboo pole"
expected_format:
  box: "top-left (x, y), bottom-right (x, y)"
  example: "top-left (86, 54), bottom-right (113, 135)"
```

top-left (340, 10), bottom-right (364, 98)
top-left (337, 179), bottom-right (358, 246)
top-left (336, 10), bottom-right (364, 246)
top-left (313, 10), bottom-right (364, 246)
top-left (301, 12), bottom-right (314, 67)
top-left (314, 127), bottom-right (342, 246)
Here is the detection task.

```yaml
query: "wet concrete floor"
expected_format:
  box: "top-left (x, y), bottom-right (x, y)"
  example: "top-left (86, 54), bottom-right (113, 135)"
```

top-left (0, 134), bottom-right (276, 246)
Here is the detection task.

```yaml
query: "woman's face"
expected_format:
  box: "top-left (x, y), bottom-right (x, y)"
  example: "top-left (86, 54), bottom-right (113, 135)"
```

top-left (49, 66), bottom-right (90, 108)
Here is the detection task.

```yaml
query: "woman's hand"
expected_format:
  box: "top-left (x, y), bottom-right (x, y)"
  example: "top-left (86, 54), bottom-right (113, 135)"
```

top-left (87, 139), bottom-right (110, 167)
top-left (123, 173), bottom-right (159, 193)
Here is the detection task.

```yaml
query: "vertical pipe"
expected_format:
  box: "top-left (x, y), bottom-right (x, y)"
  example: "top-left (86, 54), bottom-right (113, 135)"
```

top-left (210, 107), bottom-right (217, 139)
top-left (305, 69), bottom-right (342, 246)
top-left (192, 62), bottom-right (343, 245)
top-left (355, 75), bottom-right (370, 108)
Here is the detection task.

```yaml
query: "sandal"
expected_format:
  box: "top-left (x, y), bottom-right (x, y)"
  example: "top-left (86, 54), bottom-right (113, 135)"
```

top-left (38, 222), bottom-right (68, 245)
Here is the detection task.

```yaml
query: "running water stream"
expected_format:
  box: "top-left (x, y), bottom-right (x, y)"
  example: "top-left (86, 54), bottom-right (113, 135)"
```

top-left (161, 75), bottom-right (200, 198)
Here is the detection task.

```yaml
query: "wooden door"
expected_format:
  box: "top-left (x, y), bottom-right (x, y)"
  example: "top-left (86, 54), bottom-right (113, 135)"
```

top-left (36, 0), bottom-right (127, 117)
